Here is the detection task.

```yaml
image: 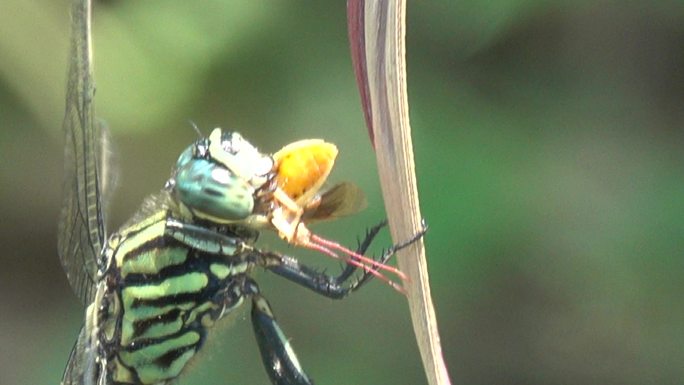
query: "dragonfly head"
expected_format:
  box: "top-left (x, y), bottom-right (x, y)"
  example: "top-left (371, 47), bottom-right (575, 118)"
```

top-left (168, 128), bottom-right (275, 224)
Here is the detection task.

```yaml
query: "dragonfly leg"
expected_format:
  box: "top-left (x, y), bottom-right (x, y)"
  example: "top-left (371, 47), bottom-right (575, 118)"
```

top-left (335, 219), bottom-right (428, 293)
top-left (245, 280), bottom-right (314, 385)
top-left (329, 220), bottom-right (388, 284)
top-left (165, 218), bottom-right (244, 255)
top-left (263, 220), bottom-right (424, 299)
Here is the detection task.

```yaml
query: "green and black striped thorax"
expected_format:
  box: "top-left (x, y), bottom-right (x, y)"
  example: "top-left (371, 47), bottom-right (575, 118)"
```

top-left (89, 130), bottom-right (278, 384)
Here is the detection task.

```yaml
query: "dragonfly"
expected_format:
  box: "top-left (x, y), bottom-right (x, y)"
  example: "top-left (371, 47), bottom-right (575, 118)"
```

top-left (58, 1), bottom-right (424, 384)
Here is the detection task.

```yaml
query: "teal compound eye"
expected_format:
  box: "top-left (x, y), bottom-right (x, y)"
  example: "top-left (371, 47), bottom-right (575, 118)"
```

top-left (174, 157), bottom-right (255, 222)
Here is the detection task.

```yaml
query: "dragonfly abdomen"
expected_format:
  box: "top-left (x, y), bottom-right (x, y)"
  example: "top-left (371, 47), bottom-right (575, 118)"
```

top-left (101, 211), bottom-right (251, 384)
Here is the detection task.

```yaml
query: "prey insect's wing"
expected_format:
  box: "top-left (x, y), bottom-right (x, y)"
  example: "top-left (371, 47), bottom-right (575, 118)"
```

top-left (302, 182), bottom-right (367, 221)
top-left (58, 0), bottom-right (113, 305)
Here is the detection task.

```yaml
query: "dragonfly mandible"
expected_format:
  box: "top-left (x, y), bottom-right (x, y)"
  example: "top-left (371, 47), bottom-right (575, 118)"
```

top-left (58, 1), bottom-right (423, 384)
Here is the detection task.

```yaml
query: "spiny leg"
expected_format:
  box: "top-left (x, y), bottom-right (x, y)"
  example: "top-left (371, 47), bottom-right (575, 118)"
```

top-left (262, 221), bottom-right (385, 299)
top-left (165, 218), bottom-right (242, 255)
top-left (165, 217), bottom-right (359, 296)
top-left (348, 220), bottom-right (428, 291)
top-left (265, 220), bottom-right (426, 299)
top-left (333, 220), bottom-right (387, 284)
top-left (246, 281), bottom-right (313, 385)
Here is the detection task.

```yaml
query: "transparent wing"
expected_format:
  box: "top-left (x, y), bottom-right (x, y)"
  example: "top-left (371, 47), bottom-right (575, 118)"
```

top-left (302, 182), bottom-right (367, 221)
top-left (61, 325), bottom-right (97, 385)
top-left (58, 0), bottom-right (106, 305)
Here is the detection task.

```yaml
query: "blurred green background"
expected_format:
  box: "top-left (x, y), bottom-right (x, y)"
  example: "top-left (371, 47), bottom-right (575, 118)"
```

top-left (1, 1), bottom-right (684, 384)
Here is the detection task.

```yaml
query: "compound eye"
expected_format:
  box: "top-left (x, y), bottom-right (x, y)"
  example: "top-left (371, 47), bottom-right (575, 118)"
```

top-left (175, 145), bottom-right (195, 169)
top-left (173, 158), bottom-right (255, 222)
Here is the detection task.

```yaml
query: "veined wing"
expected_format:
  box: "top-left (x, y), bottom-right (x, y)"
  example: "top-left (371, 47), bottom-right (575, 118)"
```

top-left (302, 182), bottom-right (367, 221)
top-left (61, 325), bottom-right (97, 385)
top-left (58, 0), bottom-right (110, 305)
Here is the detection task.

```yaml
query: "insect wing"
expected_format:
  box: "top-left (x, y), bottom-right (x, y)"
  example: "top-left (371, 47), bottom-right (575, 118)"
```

top-left (58, 0), bottom-right (107, 305)
top-left (302, 182), bottom-right (367, 221)
top-left (61, 325), bottom-right (97, 385)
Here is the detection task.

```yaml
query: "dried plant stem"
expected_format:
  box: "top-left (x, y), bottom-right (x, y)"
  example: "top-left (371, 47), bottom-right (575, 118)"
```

top-left (347, 2), bottom-right (452, 385)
